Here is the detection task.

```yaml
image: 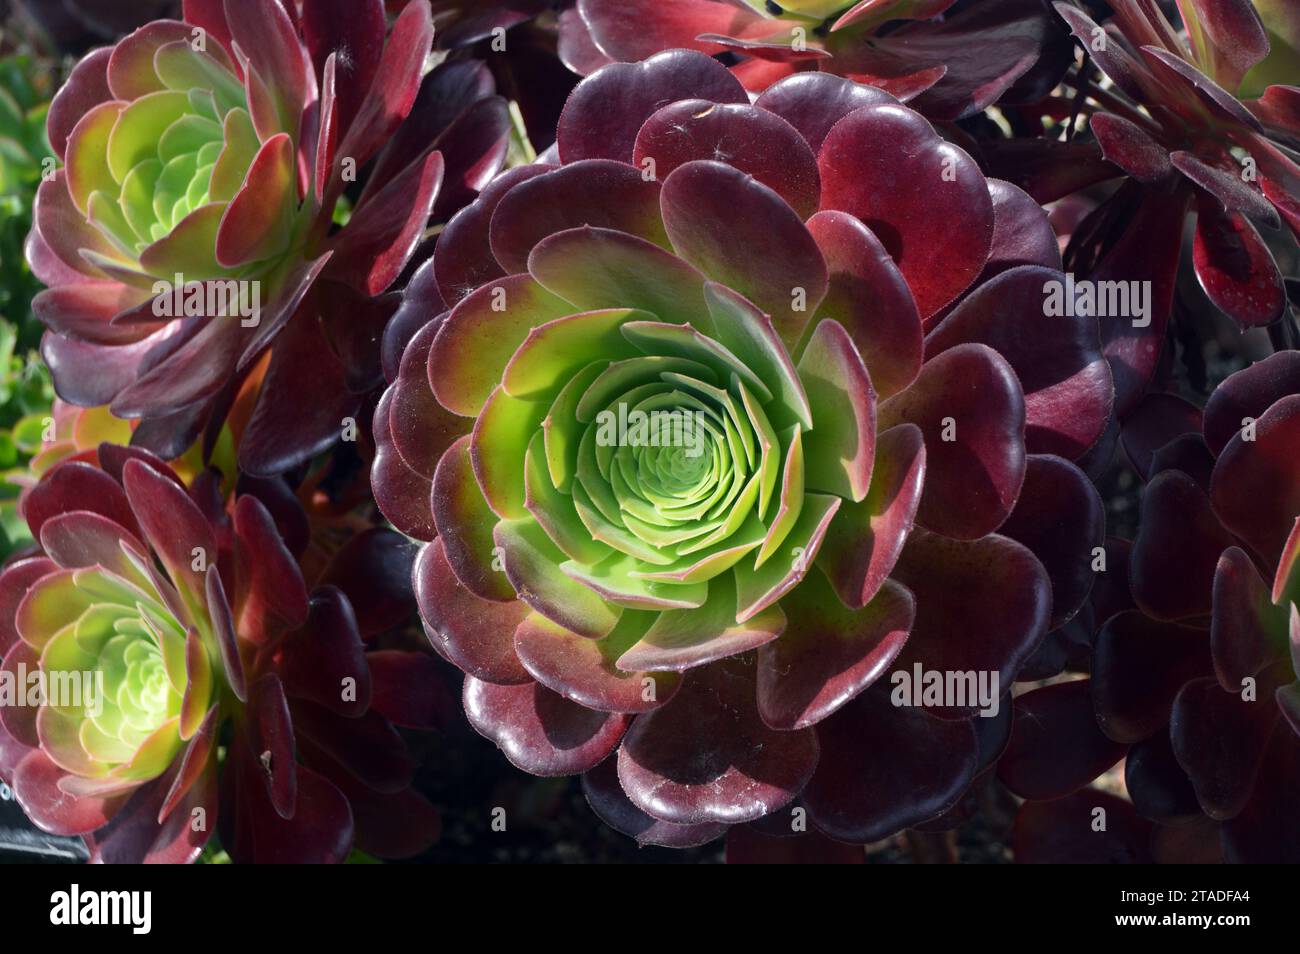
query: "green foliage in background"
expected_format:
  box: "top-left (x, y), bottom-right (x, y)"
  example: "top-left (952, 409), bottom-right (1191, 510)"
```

top-left (0, 55), bottom-right (56, 559)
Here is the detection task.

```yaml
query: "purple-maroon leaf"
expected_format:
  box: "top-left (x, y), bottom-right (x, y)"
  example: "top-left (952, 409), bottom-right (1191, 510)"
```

top-left (389, 316), bottom-right (467, 479)
top-left (618, 656), bottom-right (819, 826)
top-left (318, 528), bottom-right (417, 640)
top-left (278, 586), bottom-right (371, 717)
top-left (1213, 545), bottom-right (1291, 690)
top-left (426, 95), bottom-right (510, 221)
top-left (581, 755), bottom-right (727, 849)
top-left (222, 746), bottom-right (352, 864)
top-left (12, 748), bottom-right (126, 835)
top-left (816, 423), bottom-right (925, 609)
top-left (489, 159), bottom-right (669, 274)
top-left (1091, 188), bottom-right (1189, 417)
top-left (1140, 45), bottom-right (1264, 132)
top-left (515, 612), bottom-right (682, 714)
top-left (982, 136), bottom-right (1119, 205)
top-left (1089, 113), bottom-right (1173, 184)
top-left (576, 0), bottom-right (769, 65)
top-left (660, 159), bottom-right (827, 345)
top-left (204, 566), bottom-right (246, 703)
top-left (336, 0), bottom-right (435, 171)
top-left (880, 343), bottom-right (1026, 540)
top-left (1125, 730), bottom-right (1201, 823)
top-left (925, 265), bottom-right (1112, 460)
top-left (755, 73), bottom-right (897, 156)
top-left (819, 104), bottom-right (993, 321)
top-left (803, 211), bottom-right (922, 400)
top-left (980, 179), bottom-right (1064, 279)
top-left (1012, 788), bottom-right (1153, 862)
top-left (1131, 469), bottom-right (1236, 621)
top-left (890, 528), bottom-right (1050, 717)
top-left (802, 684), bottom-right (978, 843)
top-left (1177, 0), bottom-right (1270, 92)
top-left (365, 58), bottom-right (496, 194)
top-left (433, 164), bottom-right (554, 307)
top-left (1122, 391), bottom-right (1203, 480)
top-left (1171, 674), bottom-right (1280, 819)
top-left (1203, 352), bottom-right (1300, 456)
top-left (312, 759), bottom-right (439, 860)
top-left (329, 152), bottom-right (444, 297)
top-left (371, 385), bottom-right (436, 541)
top-left (998, 679), bottom-right (1127, 800)
top-left (432, 436), bottom-right (517, 603)
top-left (464, 676), bottom-right (629, 776)
top-left (1209, 394), bottom-right (1300, 566)
top-left (246, 673), bottom-right (296, 819)
top-left (556, 49), bottom-right (747, 164)
top-left (47, 47), bottom-right (113, 160)
top-left (1191, 196), bottom-right (1287, 329)
top-left (239, 309), bottom-right (360, 477)
top-left (366, 650), bottom-right (454, 731)
top-left (293, 702), bottom-right (413, 794)
top-left (1093, 610), bottom-right (1212, 744)
top-left (757, 571), bottom-right (912, 730)
top-left (840, 0), bottom-right (1054, 120)
top-left (121, 457), bottom-right (214, 602)
top-left (1173, 151), bottom-right (1280, 227)
top-left (1220, 719), bottom-right (1300, 862)
top-left (23, 460), bottom-right (137, 542)
top-left (34, 172), bottom-right (130, 280)
top-left (998, 454), bottom-right (1105, 629)
top-left (216, 133), bottom-right (295, 269)
top-left (633, 99), bottom-right (821, 219)
top-left (231, 493), bottom-right (310, 635)
top-left (88, 763), bottom-right (215, 864)
top-left (300, 0), bottom-right (386, 134)
top-left (413, 539), bottom-right (531, 685)
top-left (224, 0), bottom-right (310, 135)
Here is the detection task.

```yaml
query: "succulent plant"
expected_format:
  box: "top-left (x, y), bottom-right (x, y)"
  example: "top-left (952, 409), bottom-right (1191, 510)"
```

top-left (560, 0), bottom-right (1073, 120)
top-left (373, 49), bottom-right (1112, 848)
top-left (29, 0), bottom-right (512, 476)
top-left (430, 1), bottom-right (554, 50)
top-left (0, 445), bottom-right (442, 862)
top-left (997, 0), bottom-right (1300, 417)
top-left (991, 353), bottom-right (1300, 863)
top-left (1099, 356), bottom-right (1300, 862)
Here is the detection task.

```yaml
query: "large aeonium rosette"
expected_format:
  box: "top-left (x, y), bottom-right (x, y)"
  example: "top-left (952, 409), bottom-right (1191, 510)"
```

top-left (375, 50), bottom-right (1114, 847)
top-left (0, 446), bottom-right (441, 863)
top-left (30, 0), bottom-right (511, 475)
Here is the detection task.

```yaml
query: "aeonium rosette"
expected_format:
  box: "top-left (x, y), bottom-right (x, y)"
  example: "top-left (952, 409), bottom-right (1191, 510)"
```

top-left (995, 0), bottom-right (1300, 418)
top-left (1095, 355), bottom-right (1300, 862)
top-left (561, 0), bottom-right (1072, 119)
top-left (30, 0), bottom-right (511, 475)
top-left (0, 445), bottom-right (442, 863)
top-left (993, 355), bottom-right (1300, 863)
top-left (374, 49), bottom-right (1114, 850)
